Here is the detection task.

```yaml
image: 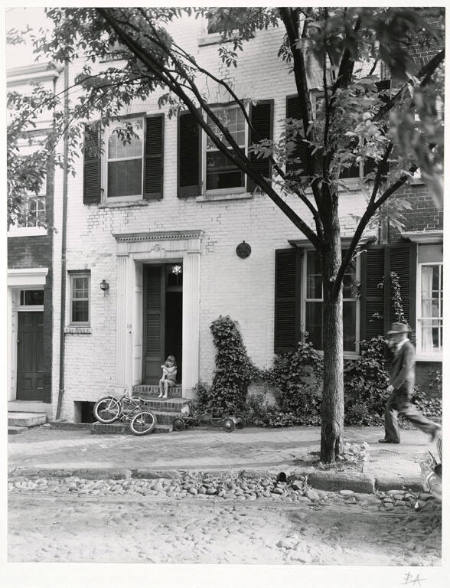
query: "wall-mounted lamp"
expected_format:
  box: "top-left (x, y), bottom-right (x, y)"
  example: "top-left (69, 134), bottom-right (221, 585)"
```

top-left (100, 279), bottom-right (109, 293)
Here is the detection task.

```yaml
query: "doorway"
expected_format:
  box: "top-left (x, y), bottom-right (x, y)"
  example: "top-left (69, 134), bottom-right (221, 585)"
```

top-left (16, 311), bottom-right (46, 400)
top-left (142, 263), bottom-right (183, 384)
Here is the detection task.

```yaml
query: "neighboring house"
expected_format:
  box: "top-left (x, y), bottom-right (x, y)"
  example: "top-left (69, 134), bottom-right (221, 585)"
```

top-left (7, 63), bottom-right (62, 419)
top-left (23, 18), bottom-right (441, 422)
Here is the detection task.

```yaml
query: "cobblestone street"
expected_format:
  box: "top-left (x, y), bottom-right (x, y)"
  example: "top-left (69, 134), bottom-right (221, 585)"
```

top-left (8, 476), bottom-right (441, 565)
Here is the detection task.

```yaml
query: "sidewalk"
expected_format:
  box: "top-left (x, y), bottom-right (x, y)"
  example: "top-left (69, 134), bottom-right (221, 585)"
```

top-left (8, 425), bottom-right (431, 492)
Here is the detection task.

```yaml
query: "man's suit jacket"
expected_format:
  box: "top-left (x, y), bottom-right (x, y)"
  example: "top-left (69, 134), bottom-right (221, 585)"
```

top-left (390, 339), bottom-right (416, 395)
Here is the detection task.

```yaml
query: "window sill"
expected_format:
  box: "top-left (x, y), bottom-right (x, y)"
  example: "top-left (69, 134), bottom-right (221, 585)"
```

top-left (7, 227), bottom-right (47, 237)
top-left (197, 191), bottom-right (253, 203)
top-left (99, 200), bottom-right (149, 209)
top-left (416, 354), bottom-right (442, 363)
top-left (64, 326), bottom-right (92, 335)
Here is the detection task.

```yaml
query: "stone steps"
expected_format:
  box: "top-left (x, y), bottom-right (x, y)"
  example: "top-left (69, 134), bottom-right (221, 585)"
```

top-left (8, 412), bottom-right (47, 428)
top-left (135, 397), bottom-right (191, 413)
top-left (133, 384), bottom-right (182, 399)
top-left (8, 412), bottom-right (48, 435)
top-left (8, 426), bottom-right (28, 435)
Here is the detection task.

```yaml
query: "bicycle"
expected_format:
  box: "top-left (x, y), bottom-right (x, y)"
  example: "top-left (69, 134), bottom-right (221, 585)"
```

top-left (93, 389), bottom-right (156, 436)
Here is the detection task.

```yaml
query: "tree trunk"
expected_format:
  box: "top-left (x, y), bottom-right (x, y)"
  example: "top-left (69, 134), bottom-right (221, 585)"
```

top-left (320, 211), bottom-right (344, 463)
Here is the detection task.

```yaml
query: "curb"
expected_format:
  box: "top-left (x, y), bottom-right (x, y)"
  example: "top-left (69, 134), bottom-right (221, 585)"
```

top-left (8, 466), bottom-right (423, 493)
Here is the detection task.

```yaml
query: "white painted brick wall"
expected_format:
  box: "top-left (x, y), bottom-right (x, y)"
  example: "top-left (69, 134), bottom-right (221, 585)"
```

top-left (57, 18), bottom-right (373, 419)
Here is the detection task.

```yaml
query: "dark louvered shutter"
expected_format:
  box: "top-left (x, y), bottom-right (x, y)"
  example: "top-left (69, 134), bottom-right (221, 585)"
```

top-left (178, 111), bottom-right (201, 198)
top-left (83, 123), bottom-right (101, 204)
top-left (274, 248), bottom-right (299, 354)
top-left (144, 115), bottom-right (164, 200)
top-left (360, 246), bottom-right (386, 340)
top-left (285, 95), bottom-right (307, 179)
top-left (247, 100), bottom-right (273, 192)
top-left (389, 243), bottom-right (416, 330)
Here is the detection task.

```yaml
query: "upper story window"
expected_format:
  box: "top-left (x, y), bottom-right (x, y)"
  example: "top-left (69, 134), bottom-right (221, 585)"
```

top-left (70, 271), bottom-right (90, 325)
top-left (417, 263), bottom-right (443, 355)
top-left (18, 194), bottom-right (46, 228)
top-left (106, 117), bottom-right (144, 198)
top-left (205, 104), bottom-right (247, 192)
top-left (304, 250), bottom-right (359, 352)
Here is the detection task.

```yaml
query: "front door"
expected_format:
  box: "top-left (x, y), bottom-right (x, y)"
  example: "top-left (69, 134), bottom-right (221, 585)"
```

top-left (142, 264), bottom-right (183, 384)
top-left (16, 311), bottom-right (46, 400)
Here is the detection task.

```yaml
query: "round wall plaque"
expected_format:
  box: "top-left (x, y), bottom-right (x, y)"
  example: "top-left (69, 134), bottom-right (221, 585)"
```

top-left (236, 241), bottom-right (251, 259)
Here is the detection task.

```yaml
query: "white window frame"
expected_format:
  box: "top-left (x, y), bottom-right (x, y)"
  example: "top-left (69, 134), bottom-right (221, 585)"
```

top-left (8, 141), bottom-right (47, 236)
top-left (69, 271), bottom-right (91, 326)
top-left (301, 248), bottom-right (361, 357)
top-left (102, 116), bottom-right (145, 202)
top-left (416, 261), bottom-right (443, 360)
top-left (202, 103), bottom-right (248, 197)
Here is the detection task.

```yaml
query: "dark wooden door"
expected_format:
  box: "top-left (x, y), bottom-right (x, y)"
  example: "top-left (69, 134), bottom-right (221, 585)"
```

top-left (143, 265), bottom-right (165, 384)
top-left (16, 311), bottom-right (46, 400)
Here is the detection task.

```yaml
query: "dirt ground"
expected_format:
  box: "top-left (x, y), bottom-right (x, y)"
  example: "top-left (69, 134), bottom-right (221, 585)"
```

top-left (8, 489), bottom-right (441, 565)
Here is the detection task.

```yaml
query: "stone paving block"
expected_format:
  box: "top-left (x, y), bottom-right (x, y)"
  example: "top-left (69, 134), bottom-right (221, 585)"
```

top-left (132, 469), bottom-right (181, 479)
top-left (375, 476), bottom-right (423, 492)
top-left (8, 426), bottom-right (27, 435)
top-left (307, 471), bottom-right (376, 494)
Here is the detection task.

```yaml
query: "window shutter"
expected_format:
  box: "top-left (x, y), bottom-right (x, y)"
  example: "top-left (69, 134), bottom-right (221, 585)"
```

top-left (178, 111), bottom-right (201, 198)
top-left (285, 95), bottom-right (306, 179)
top-left (360, 246), bottom-right (385, 340)
top-left (274, 248), bottom-right (300, 354)
top-left (247, 100), bottom-right (273, 193)
top-left (144, 114), bottom-right (164, 200)
top-left (83, 123), bottom-right (101, 205)
top-left (388, 243), bottom-right (417, 330)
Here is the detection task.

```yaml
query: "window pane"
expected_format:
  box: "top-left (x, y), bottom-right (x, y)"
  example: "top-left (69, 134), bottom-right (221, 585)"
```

top-left (420, 319), bottom-right (442, 352)
top-left (206, 150), bottom-right (245, 189)
top-left (108, 119), bottom-right (143, 159)
top-left (72, 300), bottom-right (89, 323)
top-left (343, 301), bottom-right (357, 352)
top-left (20, 290), bottom-right (44, 305)
top-left (207, 106), bottom-right (245, 149)
top-left (305, 301), bottom-right (322, 349)
top-left (73, 277), bottom-right (88, 299)
top-left (306, 251), bottom-right (322, 299)
top-left (108, 159), bottom-right (142, 197)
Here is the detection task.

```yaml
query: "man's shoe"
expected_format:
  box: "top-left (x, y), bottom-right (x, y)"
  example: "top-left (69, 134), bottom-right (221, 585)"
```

top-left (378, 439), bottom-right (400, 444)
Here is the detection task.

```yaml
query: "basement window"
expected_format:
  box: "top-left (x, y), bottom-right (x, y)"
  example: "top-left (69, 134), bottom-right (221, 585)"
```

top-left (74, 401), bottom-right (96, 423)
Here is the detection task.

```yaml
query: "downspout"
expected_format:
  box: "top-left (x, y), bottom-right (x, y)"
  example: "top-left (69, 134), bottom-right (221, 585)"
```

top-left (56, 61), bottom-right (69, 419)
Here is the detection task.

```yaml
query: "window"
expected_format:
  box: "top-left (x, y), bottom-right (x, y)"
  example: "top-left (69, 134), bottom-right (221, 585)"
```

top-left (106, 117), bottom-right (144, 198)
top-left (17, 195), bottom-right (46, 228)
top-left (304, 250), bottom-right (359, 352)
top-left (70, 272), bottom-right (90, 324)
top-left (205, 104), bottom-right (246, 192)
top-left (417, 263), bottom-right (443, 354)
top-left (20, 290), bottom-right (44, 306)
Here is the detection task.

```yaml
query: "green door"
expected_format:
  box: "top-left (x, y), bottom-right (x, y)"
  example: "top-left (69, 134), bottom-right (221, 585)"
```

top-left (143, 265), bottom-right (165, 384)
top-left (16, 311), bottom-right (46, 400)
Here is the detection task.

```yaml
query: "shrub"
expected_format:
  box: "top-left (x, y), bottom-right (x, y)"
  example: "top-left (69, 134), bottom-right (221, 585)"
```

top-left (198, 316), bottom-right (257, 416)
top-left (263, 340), bottom-right (323, 425)
top-left (343, 336), bottom-right (390, 426)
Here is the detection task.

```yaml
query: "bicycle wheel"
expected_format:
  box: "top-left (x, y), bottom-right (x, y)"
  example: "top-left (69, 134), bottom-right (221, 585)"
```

top-left (94, 396), bottom-right (121, 423)
top-left (130, 411), bottom-right (156, 435)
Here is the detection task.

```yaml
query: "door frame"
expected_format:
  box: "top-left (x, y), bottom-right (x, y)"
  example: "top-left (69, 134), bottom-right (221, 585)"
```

top-left (114, 230), bottom-right (202, 398)
top-left (7, 268), bottom-right (48, 401)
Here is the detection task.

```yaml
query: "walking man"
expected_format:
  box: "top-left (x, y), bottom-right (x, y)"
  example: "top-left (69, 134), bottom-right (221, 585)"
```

top-left (379, 322), bottom-right (441, 444)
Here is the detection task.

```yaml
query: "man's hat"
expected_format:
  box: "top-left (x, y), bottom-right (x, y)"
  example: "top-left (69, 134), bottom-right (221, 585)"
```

top-left (386, 322), bottom-right (411, 336)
